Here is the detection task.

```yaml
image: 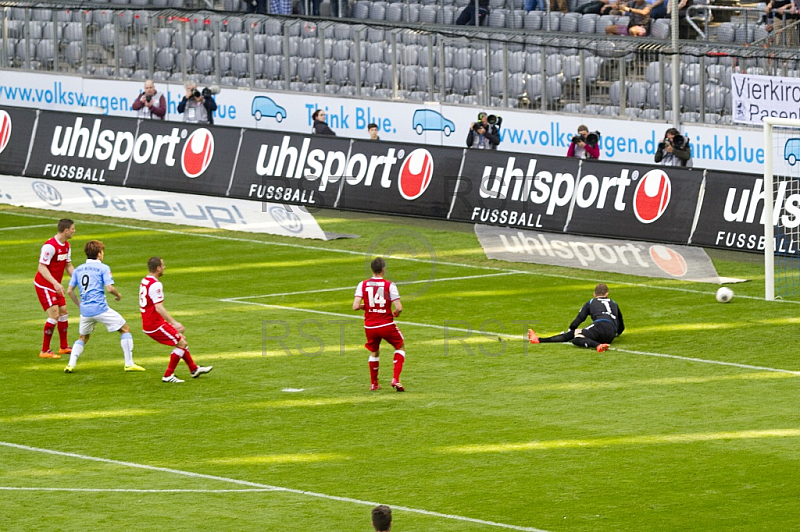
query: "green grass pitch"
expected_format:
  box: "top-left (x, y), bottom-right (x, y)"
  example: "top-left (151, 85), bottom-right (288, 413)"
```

top-left (1, 205), bottom-right (799, 531)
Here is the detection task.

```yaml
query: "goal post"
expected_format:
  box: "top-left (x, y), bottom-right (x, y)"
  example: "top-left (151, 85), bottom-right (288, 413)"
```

top-left (763, 117), bottom-right (800, 301)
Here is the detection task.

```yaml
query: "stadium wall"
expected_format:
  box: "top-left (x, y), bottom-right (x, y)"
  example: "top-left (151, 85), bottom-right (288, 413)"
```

top-left (0, 70), bottom-right (766, 175)
top-left (0, 104), bottom-right (792, 256)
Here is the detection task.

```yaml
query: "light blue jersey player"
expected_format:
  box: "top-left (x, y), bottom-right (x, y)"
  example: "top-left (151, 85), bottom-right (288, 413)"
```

top-left (65, 240), bottom-right (144, 374)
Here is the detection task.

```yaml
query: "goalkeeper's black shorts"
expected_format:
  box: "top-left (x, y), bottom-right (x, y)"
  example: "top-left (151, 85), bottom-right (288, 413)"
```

top-left (581, 320), bottom-right (617, 344)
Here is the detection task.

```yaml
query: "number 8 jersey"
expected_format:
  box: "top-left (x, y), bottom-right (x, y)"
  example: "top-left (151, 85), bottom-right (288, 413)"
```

top-left (355, 277), bottom-right (400, 328)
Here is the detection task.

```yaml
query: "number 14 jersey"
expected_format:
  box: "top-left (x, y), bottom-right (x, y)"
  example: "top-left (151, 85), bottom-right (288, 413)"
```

top-left (355, 277), bottom-right (400, 328)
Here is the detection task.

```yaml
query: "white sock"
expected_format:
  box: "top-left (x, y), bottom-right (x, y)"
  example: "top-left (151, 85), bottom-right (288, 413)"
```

top-left (120, 333), bottom-right (134, 366)
top-left (69, 340), bottom-right (84, 367)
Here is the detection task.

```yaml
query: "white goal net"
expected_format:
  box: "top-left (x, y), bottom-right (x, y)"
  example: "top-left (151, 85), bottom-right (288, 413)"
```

top-left (764, 117), bottom-right (800, 300)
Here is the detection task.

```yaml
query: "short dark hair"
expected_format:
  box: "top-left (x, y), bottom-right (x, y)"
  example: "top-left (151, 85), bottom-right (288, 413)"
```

top-left (368, 123), bottom-right (378, 130)
top-left (371, 257), bottom-right (386, 274)
top-left (594, 283), bottom-right (609, 296)
top-left (84, 240), bottom-right (104, 259)
top-left (148, 256), bottom-right (163, 273)
top-left (312, 109), bottom-right (324, 121)
top-left (57, 218), bottom-right (74, 233)
top-left (372, 505), bottom-right (392, 531)
top-left (665, 127), bottom-right (680, 137)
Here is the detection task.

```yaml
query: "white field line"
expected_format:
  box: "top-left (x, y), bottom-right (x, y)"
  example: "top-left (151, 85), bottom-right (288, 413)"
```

top-left (224, 299), bottom-right (800, 376)
top-left (0, 487), bottom-right (276, 493)
top-left (0, 441), bottom-right (549, 532)
top-left (4, 210), bottom-right (793, 304)
top-left (228, 272), bottom-right (521, 300)
top-left (0, 223), bottom-right (53, 231)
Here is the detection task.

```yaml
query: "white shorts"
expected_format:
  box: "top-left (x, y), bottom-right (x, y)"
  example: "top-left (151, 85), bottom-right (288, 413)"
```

top-left (79, 309), bottom-right (127, 335)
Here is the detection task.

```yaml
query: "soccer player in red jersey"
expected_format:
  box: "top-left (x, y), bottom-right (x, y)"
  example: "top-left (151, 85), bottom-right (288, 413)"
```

top-left (353, 257), bottom-right (406, 392)
top-left (140, 257), bottom-right (212, 383)
top-left (33, 218), bottom-right (76, 358)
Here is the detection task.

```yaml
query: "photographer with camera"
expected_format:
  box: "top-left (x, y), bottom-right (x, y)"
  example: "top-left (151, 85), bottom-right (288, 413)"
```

top-left (466, 112), bottom-right (501, 150)
top-left (567, 125), bottom-right (600, 159)
top-left (655, 128), bottom-right (693, 167)
top-left (131, 79), bottom-right (166, 121)
top-left (177, 81), bottom-right (218, 125)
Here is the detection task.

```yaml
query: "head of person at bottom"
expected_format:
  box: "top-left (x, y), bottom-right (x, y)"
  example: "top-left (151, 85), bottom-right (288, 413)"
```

top-left (372, 505), bottom-right (392, 532)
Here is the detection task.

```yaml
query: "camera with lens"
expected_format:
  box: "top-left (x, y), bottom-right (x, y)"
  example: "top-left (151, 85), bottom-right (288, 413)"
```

top-left (145, 95), bottom-right (152, 102)
top-left (487, 114), bottom-right (502, 129)
top-left (192, 89), bottom-right (202, 99)
top-left (572, 134), bottom-right (584, 144)
top-left (670, 134), bottom-right (685, 149)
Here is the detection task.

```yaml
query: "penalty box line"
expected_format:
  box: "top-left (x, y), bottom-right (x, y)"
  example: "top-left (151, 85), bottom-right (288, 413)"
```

top-left (224, 299), bottom-right (800, 376)
top-left (0, 441), bottom-right (549, 532)
top-left (228, 272), bottom-right (521, 301)
top-left (6, 210), bottom-right (791, 305)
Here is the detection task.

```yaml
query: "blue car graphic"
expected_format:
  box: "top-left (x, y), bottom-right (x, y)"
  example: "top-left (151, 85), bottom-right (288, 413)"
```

top-left (251, 96), bottom-right (287, 122)
top-left (412, 109), bottom-right (455, 136)
top-left (785, 138), bottom-right (800, 166)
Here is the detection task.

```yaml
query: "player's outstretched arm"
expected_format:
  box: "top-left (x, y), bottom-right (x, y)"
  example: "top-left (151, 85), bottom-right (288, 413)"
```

top-left (66, 285), bottom-right (80, 307)
top-left (353, 296), bottom-right (365, 311)
top-left (569, 301), bottom-right (592, 331)
top-left (392, 300), bottom-right (403, 317)
top-left (106, 284), bottom-right (122, 301)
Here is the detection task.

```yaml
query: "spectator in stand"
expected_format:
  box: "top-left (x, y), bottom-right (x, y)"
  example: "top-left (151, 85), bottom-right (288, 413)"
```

top-left (576, 0), bottom-right (611, 15)
top-left (312, 109), bottom-right (336, 136)
top-left (567, 125), bottom-right (600, 159)
top-left (524, 0), bottom-right (547, 10)
top-left (245, 0), bottom-right (267, 15)
top-left (767, 0), bottom-right (799, 46)
top-left (605, 0), bottom-right (652, 35)
top-left (655, 128), bottom-right (693, 167)
top-left (456, 0), bottom-right (490, 25)
top-left (667, 0), bottom-right (695, 38)
top-left (131, 79), bottom-right (166, 120)
top-left (270, 0), bottom-right (292, 14)
top-left (177, 82), bottom-right (217, 125)
top-left (649, 0), bottom-right (667, 19)
top-left (368, 123), bottom-right (380, 140)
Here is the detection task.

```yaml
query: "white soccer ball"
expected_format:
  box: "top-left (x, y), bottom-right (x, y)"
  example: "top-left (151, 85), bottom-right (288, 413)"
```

top-left (716, 287), bottom-right (734, 303)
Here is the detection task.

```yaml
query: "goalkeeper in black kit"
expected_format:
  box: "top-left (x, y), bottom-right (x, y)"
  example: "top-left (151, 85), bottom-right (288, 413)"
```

top-left (527, 283), bottom-right (624, 353)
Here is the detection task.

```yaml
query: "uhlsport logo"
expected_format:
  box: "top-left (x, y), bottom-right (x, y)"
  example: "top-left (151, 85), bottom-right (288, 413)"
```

top-left (649, 245), bottom-right (687, 277)
top-left (397, 148), bottom-right (434, 200)
top-left (181, 128), bottom-right (214, 179)
top-left (633, 169), bottom-right (671, 224)
top-left (31, 181), bottom-right (62, 206)
top-left (0, 110), bottom-right (11, 156)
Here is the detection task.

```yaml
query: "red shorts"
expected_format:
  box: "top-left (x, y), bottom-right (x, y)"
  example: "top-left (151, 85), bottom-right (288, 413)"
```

top-left (144, 323), bottom-right (183, 346)
top-left (364, 324), bottom-right (404, 353)
top-left (34, 283), bottom-right (65, 311)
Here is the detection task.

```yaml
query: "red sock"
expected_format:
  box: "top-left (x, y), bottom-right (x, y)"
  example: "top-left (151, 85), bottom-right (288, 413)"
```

top-left (393, 351), bottom-right (405, 381)
top-left (57, 320), bottom-right (69, 349)
top-left (368, 356), bottom-right (379, 385)
top-left (42, 320), bottom-right (56, 352)
top-left (183, 349), bottom-right (198, 373)
top-left (164, 353), bottom-right (181, 377)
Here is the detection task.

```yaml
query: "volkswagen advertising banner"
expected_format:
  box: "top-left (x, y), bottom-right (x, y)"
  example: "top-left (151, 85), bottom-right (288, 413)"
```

top-left (0, 107), bottom-right (36, 176)
top-left (566, 162), bottom-right (702, 243)
top-left (448, 151), bottom-right (581, 232)
top-left (123, 121), bottom-right (239, 197)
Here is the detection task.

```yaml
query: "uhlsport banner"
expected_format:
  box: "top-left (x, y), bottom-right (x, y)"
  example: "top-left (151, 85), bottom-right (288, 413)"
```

top-left (0, 105), bottom-right (789, 254)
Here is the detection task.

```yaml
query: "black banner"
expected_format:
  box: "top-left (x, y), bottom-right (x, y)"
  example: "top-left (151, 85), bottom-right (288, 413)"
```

top-left (123, 121), bottom-right (239, 197)
top-left (448, 151), bottom-right (581, 232)
top-left (25, 111), bottom-right (136, 186)
top-left (692, 170), bottom-right (800, 255)
top-left (335, 140), bottom-right (462, 218)
top-left (567, 162), bottom-right (702, 243)
top-left (228, 130), bottom-right (351, 210)
top-left (0, 107), bottom-right (36, 176)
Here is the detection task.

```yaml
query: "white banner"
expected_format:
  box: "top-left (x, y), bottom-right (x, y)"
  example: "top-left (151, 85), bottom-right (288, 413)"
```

top-left (0, 70), bottom-right (766, 175)
top-left (732, 73), bottom-right (800, 126)
top-left (0, 174), bottom-right (330, 239)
